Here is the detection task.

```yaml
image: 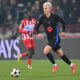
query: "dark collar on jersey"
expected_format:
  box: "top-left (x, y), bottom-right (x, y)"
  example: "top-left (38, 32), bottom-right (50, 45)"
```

top-left (44, 13), bottom-right (53, 19)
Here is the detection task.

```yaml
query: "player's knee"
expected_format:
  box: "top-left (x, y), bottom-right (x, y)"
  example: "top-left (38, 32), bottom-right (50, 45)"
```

top-left (29, 48), bottom-right (34, 53)
top-left (44, 47), bottom-right (52, 55)
top-left (28, 54), bottom-right (32, 58)
top-left (28, 49), bottom-right (34, 58)
top-left (44, 49), bottom-right (49, 55)
top-left (44, 45), bottom-right (52, 55)
top-left (28, 53), bottom-right (34, 58)
top-left (55, 48), bottom-right (63, 57)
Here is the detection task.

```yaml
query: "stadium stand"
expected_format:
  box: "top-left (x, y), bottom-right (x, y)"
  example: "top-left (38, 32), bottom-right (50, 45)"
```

top-left (0, 0), bottom-right (80, 39)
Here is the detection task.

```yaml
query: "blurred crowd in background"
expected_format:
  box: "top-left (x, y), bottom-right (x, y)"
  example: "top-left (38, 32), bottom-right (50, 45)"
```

top-left (0, 0), bottom-right (80, 39)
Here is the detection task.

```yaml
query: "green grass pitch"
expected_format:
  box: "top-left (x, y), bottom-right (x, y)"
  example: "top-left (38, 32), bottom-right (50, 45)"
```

top-left (0, 60), bottom-right (80, 80)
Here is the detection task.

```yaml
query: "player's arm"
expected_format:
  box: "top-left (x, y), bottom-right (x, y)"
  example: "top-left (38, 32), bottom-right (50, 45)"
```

top-left (18, 20), bottom-right (28, 34)
top-left (57, 15), bottom-right (65, 36)
top-left (36, 17), bottom-right (42, 34)
top-left (35, 17), bottom-right (43, 38)
top-left (57, 15), bottom-right (65, 32)
top-left (33, 19), bottom-right (37, 34)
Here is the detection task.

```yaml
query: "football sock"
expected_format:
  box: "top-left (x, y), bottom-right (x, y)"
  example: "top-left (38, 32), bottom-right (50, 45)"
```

top-left (53, 63), bottom-right (57, 66)
top-left (70, 63), bottom-right (73, 67)
top-left (46, 53), bottom-right (55, 64)
top-left (61, 54), bottom-right (71, 65)
top-left (28, 58), bottom-right (31, 66)
top-left (21, 52), bottom-right (27, 57)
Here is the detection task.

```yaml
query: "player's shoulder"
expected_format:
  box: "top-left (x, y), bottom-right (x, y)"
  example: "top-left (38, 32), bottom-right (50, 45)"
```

top-left (51, 13), bottom-right (58, 17)
top-left (39, 15), bottom-right (45, 21)
top-left (32, 17), bottom-right (36, 21)
top-left (52, 13), bottom-right (61, 20)
top-left (40, 15), bottom-right (45, 18)
top-left (53, 14), bottom-right (60, 18)
top-left (21, 18), bottom-right (28, 23)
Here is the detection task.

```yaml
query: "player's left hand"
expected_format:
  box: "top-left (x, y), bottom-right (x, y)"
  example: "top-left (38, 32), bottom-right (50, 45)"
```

top-left (61, 32), bottom-right (65, 37)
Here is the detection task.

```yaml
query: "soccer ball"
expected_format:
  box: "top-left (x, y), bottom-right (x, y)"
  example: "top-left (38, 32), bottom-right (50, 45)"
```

top-left (11, 68), bottom-right (20, 77)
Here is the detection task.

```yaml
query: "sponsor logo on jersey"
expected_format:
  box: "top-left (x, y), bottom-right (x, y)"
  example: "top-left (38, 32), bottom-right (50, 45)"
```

top-left (24, 24), bottom-right (34, 31)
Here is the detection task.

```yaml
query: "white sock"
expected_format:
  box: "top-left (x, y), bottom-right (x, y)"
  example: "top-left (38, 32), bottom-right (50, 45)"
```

top-left (20, 54), bottom-right (22, 57)
top-left (53, 63), bottom-right (57, 66)
top-left (28, 65), bottom-right (31, 67)
top-left (70, 63), bottom-right (73, 67)
top-left (18, 54), bottom-right (22, 57)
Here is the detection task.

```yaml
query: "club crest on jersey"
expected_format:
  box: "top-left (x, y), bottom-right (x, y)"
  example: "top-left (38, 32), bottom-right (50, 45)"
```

top-left (47, 26), bottom-right (52, 32)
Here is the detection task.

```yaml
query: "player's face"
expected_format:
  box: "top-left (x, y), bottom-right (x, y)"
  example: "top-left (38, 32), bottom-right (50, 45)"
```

top-left (27, 11), bottom-right (32, 20)
top-left (43, 5), bottom-right (51, 15)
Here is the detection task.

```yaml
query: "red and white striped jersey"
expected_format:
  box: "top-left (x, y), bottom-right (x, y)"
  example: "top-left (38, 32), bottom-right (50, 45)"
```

top-left (18, 18), bottom-right (36, 40)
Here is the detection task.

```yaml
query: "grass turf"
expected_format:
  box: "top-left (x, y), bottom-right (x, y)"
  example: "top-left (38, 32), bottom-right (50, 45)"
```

top-left (0, 60), bottom-right (80, 80)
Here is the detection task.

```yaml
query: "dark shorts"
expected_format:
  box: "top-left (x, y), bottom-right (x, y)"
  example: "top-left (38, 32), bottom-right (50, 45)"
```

top-left (48, 39), bottom-right (61, 52)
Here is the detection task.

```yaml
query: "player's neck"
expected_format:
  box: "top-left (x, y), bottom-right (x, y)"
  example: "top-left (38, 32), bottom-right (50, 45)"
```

top-left (45, 12), bottom-right (51, 18)
top-left (27, 16), bottom-right (32, 21)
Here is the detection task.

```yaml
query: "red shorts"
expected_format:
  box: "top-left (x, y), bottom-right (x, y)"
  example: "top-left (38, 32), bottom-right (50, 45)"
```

top-left (22, 39), bottom-right (35, 50)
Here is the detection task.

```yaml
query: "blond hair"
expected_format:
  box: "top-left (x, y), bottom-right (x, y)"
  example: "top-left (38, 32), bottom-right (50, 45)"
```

top-left (43, 2), bottom-right (52, 8)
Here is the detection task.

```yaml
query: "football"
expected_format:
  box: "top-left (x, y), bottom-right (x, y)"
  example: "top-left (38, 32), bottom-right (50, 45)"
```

top-left (11, 68), bottom-right (20, 77)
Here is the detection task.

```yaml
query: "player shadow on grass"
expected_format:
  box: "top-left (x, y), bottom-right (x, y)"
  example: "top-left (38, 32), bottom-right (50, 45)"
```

top-left (39, 73), bottom-right (76, 79)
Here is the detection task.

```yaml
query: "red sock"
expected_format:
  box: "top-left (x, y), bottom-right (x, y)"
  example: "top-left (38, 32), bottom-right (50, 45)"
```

top-left (28, 59), bottom-right (31, 66)
top-left (21, 52), bottom-right (27, 57)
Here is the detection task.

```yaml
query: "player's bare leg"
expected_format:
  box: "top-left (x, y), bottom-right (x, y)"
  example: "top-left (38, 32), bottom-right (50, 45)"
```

top-left (55, 48), bottom-right (76, 74)
top-left (44, 45), bottom-right (59, 73)
top-left (27, 49), bottom-right (34, 69)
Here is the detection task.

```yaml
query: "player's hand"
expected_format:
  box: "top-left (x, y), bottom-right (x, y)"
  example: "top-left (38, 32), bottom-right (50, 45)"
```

top-left (61, 32), bottom-right (65, 37)
top-left (37, 33), bottom-right (43, 38)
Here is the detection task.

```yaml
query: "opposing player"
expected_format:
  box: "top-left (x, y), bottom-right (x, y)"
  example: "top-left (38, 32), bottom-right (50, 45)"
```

top-left (18, 11), bottom-right (37, 69)
top-left (36, 2), bottom-right (76, 74)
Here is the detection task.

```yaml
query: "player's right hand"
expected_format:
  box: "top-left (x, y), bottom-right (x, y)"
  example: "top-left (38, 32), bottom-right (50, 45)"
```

top-left (61, 32), bottom-right (65, 37)
top-left (37, 33), bottom-right (43, 38)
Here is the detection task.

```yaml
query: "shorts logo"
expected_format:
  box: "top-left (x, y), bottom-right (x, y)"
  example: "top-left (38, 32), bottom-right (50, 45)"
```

top-left (47, 26), bottom-right (52, 32)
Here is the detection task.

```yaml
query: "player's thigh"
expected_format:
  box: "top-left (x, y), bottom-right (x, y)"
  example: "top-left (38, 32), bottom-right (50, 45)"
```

top-left (55, 48), bottom-right (64, 57)
top-left (22, 39), bottom-right (30, 49)
top-left (22, 39), bottom-right (29, 44)
top-left (31, 40), bottom-right (35, 49)
top-left (44, 45), bottom-right (52, 54)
